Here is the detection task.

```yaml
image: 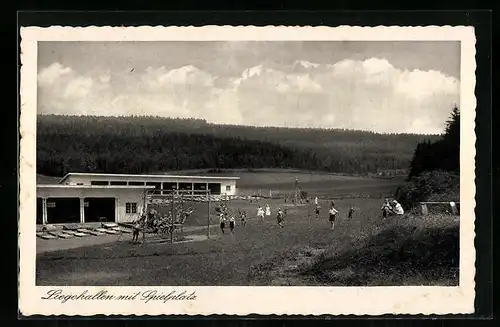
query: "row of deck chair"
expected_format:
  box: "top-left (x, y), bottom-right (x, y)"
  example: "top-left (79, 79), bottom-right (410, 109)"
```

top-left (36, 223), bottom-right (133, 240)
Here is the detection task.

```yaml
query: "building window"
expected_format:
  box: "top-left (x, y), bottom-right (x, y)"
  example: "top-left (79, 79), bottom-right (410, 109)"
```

top-left (91, 181), bottom-right (109, 186)
top-left (126, 202), bottom-right (138, 214)
top-left (129, 181), bottom-right (144, 186)
top-left (226, 185), bottom-right (231, 191)
top-left (76, 183), bottom-right (84, 185)
top-left (110, 181), bottom-right (127, 186)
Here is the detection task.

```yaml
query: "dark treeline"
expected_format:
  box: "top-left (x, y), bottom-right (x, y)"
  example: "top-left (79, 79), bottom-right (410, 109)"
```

top-left (37, 115), bottom-right (437, 177)
top-left (408, 107), bottom-right (460, 179)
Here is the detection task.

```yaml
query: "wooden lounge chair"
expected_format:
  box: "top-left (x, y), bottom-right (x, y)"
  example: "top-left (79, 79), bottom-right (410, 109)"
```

top-left (77, 228), bottom-right (94, 233)
top-left (102, 222), bottom-right (119, 229)
top-left (85, 230), bottom-right (105, 236)
top-left (36, 232), bottom-right (57, 240)
top-left (49, 231), bottom-right (74, 239)
top-left (96, 228), bottom-right (118, 235)
top-left (63, 230), bottom-right (88, 237)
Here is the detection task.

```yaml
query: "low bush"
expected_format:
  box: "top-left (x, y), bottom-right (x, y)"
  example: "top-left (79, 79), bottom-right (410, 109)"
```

top-left (395, 170), bottom-right (459, 209)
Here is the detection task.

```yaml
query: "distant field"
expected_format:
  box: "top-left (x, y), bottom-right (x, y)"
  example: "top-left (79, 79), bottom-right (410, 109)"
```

top-left (163, 169), bottom-right (404, 198)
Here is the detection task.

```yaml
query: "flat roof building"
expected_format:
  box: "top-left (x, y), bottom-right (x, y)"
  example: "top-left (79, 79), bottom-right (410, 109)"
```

top-left (59, 172), bottom-right (239, 196)
top-left (37, 172), bottom-right (240, 225)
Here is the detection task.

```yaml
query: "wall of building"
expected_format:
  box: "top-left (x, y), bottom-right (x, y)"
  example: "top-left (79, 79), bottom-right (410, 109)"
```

top-left (62, 175), bottom-right (239, 196)
top-left (36, 187), bottom-right (148, 224)
top-left (220, 180), bottom-right (237, 196)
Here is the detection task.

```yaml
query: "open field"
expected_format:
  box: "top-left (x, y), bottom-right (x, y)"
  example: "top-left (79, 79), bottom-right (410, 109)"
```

top-left (160, 168), bottom-right (404, 199)
top-left (36, 196), bottom-right (459, 286)
top-left (143, 169), bottom-right (403, 228)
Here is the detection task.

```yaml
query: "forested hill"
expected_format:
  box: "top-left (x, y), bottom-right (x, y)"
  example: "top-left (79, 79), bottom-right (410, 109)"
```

top-left (37, 115), bottom-right (439, 177)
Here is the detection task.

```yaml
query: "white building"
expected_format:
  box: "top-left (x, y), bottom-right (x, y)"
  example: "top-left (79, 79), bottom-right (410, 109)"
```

top-left (59, 172), bottom-right (239, 196)
top-left (36, 172), bottom-right (240, 225)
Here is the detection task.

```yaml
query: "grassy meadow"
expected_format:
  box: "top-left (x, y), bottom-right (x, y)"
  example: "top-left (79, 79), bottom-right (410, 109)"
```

top-left (36, 170), bottom-right (458, 286)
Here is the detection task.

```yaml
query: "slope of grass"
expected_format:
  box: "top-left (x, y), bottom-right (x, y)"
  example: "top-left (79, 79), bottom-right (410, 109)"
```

top-left (300, 214), bottom-right (459, 286)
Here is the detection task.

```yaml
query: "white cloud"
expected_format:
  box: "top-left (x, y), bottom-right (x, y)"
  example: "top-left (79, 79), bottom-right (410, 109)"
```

top-left (38, 62), bottom-right (72, 85)
top-left (37, 58), bottom-right (459, 134)
top-left (63, 77), bottom-right (93, 99)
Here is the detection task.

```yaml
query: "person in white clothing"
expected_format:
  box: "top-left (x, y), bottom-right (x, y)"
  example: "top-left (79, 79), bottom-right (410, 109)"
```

top-left (257, 206), bottom-right (265, 220)
top-left (391, 200), bottom-right (404, 215)
top-left (265, 205), bottom-right (271, 217)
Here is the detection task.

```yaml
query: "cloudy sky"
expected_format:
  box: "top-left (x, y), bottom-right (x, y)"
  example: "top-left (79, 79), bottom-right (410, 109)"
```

top-left (37, 41), bottom-right (460, 134)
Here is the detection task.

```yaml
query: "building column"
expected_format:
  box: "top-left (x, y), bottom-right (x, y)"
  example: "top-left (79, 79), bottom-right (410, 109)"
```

top-left (115, 198), bottom-right (119, 222)
top-left (79, 198), bottom-right (85, 224)
top-left (191, 182), bottom-right (194, 195)
top-left (42, 198), bottom-right (48, 225)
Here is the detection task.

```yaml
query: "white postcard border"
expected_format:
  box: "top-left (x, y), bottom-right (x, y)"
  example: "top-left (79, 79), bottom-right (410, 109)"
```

top-left (19, 25), bottom-right (477, 316)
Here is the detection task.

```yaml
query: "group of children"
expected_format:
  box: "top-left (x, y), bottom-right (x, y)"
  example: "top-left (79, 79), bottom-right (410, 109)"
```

top-left (314, 200), bottom-right (355, 230)
top-left (219, 208), bottom-right (249, 234)
top-left (256, 205), bottom-right (285, 227)
top-left (218, 197), bottom-right (405, 235)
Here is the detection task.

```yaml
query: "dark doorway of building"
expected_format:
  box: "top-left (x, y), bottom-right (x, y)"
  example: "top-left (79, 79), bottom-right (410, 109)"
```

top-left (36, 197), bottom-right (43, 225)
top-left (208, 183), bottom-right (221, 195)
top-left (84, 197), bottom-right (116, 223)
top-left (46, 198), bottom-right (80, 224)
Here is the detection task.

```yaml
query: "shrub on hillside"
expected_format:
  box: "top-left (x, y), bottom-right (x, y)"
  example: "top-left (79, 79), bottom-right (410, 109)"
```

top-left (395, 171), bottom-right (460, 209)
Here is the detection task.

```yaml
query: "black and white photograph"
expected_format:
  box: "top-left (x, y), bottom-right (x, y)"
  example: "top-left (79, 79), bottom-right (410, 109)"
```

top-left (19, 26), bottom-right (476, 316)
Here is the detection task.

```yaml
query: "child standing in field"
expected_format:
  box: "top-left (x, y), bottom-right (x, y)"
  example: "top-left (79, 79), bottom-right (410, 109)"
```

top-left (240, 210), bottom-right (247, 226)
top-left (219, 213), bottom-right (227, 234)
top-left (257, 206), bottom-right (265, 220)
top-left (229, 216), bottom-right (236, 234)
top-left (265, 204), bottom-right (271, 218)
top-left (328, 204), bottom-right (339, 229)
top-left (348, 206), bottom-right (355, 219)
top-left (276, 208), bottom-right (284, 228)
top-left (132, 220), bottom-right (141, 243)
top-left (315, 204), bottom-right (321, 219)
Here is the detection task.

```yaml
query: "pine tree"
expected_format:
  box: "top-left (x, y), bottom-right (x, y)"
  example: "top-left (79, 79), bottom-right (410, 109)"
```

top-left (407, 107), bottom-right (460, 179)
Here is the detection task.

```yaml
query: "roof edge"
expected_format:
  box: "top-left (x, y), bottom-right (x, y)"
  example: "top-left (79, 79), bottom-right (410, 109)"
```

top-left (58, 172), bottom-right (241, 181)
top-left (38, 184), bottom-right (157, 189)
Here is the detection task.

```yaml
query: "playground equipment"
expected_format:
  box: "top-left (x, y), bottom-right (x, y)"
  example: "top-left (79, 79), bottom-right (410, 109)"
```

top-left (137, 189), bottom-right (212, 243)
top-left (285, 177), bottom-right (306, 207)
